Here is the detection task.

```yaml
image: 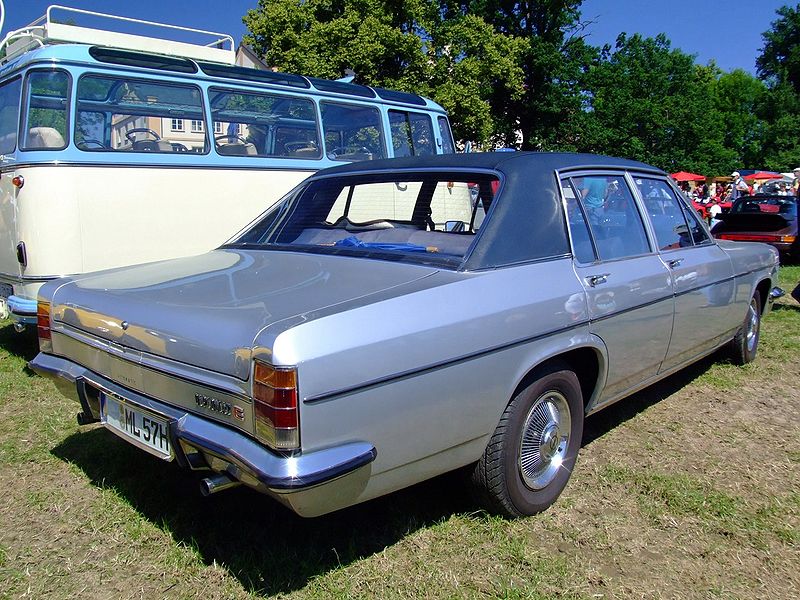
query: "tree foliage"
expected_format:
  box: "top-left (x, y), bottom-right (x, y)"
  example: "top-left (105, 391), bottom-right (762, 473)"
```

top-left (241, 0), bottom-right (800, 172)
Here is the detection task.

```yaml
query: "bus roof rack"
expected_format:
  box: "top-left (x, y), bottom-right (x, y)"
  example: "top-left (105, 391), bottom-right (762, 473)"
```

top-left (0, 4), bottom-right (235, 65)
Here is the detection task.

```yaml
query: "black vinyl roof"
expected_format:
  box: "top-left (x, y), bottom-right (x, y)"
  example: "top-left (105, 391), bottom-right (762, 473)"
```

top-left (305, 152), bottom-right (667, 270)
top-left (312, 151), bottom-right (664, 178)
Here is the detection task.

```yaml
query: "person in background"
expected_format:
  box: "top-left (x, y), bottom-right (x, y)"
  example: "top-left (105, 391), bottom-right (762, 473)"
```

top-left (708, 199), bottom-right (722, 227)
top-left (752, 181), bottom-right (760, 194)
top-left (793, 167), bottom-right (800, 198)
top-left (730, 172), bottom-right (750, 201)
top-left (581, 176), bottom-right (608, 224)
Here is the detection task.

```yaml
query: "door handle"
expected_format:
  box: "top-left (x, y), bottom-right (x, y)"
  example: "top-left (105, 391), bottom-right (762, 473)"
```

top-left (667, 258), bottom-right (684, 269)
top-left (586, 273), bottom-right (610, 287)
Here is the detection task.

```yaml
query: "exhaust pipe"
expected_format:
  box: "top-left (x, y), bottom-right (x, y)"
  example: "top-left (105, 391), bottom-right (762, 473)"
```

top-left (200, 473), bottom-right (241, 496)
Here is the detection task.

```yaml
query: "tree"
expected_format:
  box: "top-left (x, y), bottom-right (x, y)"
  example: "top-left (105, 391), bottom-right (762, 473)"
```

top-left (440, 1), bottom-right (597, 149)
top-left (756, 3), bottom-right (800, 93)
top-left (755, 4), bottom-right (800, 171)
top-left (241, 0), bottom-right (594, 148)
top-left (580, 34), bottom-right (722, 172)
top-left (242, 1), bottom-right (436, 90)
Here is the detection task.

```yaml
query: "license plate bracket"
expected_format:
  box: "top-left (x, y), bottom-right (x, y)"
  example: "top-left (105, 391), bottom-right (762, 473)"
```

top-left (100, 391), bottom-right (173, 460)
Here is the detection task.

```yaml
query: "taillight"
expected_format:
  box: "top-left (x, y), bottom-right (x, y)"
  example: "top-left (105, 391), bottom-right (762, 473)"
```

top-left (37, 300), bottom-right (52, 352)
top-left (253, 360), bottom-right (299, 451)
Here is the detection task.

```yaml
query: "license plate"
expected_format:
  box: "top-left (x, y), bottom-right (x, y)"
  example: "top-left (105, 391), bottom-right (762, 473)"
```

top-left (100, 392), bottom-right (172, 460)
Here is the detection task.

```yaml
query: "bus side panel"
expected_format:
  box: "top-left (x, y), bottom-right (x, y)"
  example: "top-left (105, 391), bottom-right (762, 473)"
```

top-left (17, 165), bottom-right (309, 280)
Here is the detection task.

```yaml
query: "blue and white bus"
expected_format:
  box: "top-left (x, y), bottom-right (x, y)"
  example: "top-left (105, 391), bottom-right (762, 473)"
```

top-left (0, 6), bottom-right (457, 328)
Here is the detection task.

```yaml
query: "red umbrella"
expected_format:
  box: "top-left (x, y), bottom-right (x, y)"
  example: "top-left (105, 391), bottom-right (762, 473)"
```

top-left (743, 171), bottom-right (782, 181)
top-left (671, 171), bottom-right (706, 182)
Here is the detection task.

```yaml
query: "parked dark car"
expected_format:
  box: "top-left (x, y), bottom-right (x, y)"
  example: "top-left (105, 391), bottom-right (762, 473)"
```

top-left (711, 194), bottom-right (799, 260)
top-left (31, 153), bottom-right (781, 518)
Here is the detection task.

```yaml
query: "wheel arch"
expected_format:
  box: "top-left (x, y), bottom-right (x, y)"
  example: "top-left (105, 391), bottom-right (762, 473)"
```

top-left (754, 277), bottom-right (771, 315)
top-left (511, 345), bottom-right (604, 413)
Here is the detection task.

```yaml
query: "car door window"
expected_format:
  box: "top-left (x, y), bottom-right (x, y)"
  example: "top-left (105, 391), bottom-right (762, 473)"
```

top-left (568, 175), bottom-right (650, 261)
top-left (634, 178), bottom-right (696, 250)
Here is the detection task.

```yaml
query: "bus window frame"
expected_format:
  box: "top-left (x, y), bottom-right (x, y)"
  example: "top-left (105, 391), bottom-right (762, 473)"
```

top-left (0, 75), bottom-right (23, 156)
top-left (207, 85), bottom-right (323, 160)
top-left (319, 100), bottom-right (388, 162)
top-left (20, 68), bottom-right (71, 152)
top-left (388, 109), bottom-right (436, 158)
top-left (74, 71), bottom-right (210, 155)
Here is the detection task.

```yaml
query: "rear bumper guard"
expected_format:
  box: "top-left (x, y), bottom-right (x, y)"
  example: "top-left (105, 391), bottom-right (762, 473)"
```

top-left (28, 352), bottom-right (377, 491)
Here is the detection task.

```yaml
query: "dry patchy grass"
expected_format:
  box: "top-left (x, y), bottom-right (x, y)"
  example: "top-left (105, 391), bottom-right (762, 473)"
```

top-left (0, 266), bottom-right (798, 599)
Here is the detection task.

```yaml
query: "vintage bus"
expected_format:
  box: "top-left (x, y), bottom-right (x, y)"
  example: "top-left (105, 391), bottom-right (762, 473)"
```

top-left (0, 6), bottom-right (457, 329)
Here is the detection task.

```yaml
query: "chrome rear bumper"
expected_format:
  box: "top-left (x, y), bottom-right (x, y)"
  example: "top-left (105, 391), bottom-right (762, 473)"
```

top-left (29, 352), bottom-right (377, 506)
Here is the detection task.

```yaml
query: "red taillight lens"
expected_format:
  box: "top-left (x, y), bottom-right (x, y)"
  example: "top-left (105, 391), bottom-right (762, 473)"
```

top-left (253, 361), bottom-right (299, 450)
top-left (37, 300), bottom-right (52, 352)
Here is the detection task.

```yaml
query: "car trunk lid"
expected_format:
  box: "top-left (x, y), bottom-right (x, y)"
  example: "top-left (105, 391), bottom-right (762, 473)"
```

top-left (51, 249), bottom-right (436, 380)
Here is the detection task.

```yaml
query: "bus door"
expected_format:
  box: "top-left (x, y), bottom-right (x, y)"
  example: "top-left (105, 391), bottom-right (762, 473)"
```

top-left (0, 75), bottom-right (23, 314)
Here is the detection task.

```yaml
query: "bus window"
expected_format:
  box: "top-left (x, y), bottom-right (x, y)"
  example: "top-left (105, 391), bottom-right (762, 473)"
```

top-left (75, 74), bottom-right (207, 153)
top-left (209, 88), bottom-right (321, 158)
top-left (437, 116), bottom-right (455, 154)
top-left (321, 102), bottom-right (385, 162)
top-left (22, 70), bottom-right (70, 150)
top-left (0, 77), bottom-right (22, 155)
top-left (389, 110), bottom-right (435, 157)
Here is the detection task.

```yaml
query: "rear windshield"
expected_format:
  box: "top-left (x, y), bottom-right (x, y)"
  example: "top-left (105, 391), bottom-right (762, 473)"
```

top-left (232, 172), bottom-right (499, 266)
top-left (731, 195), bottom-right (797, 215)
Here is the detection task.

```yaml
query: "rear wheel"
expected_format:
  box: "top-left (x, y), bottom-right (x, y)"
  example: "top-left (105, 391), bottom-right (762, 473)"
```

top-left (730, 293), bottom-right (761, 365)
top-left (472, 362), bottom-right (583, 517)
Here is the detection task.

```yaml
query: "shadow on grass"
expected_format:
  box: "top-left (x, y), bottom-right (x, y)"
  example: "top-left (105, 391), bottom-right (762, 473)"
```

top-left (0, 321), bottom-right (40, 364)
top-left (773, 302), bottom-right (800, 313)
top-left (52, 428), bottom-right (479, 595)
top-left (582, 354), bottom-right (716, 446)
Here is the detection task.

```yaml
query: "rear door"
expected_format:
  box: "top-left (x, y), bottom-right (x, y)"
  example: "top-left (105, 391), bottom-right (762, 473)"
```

top-left (632, 177), bottom-right (738, 371)
top-left (561, 173), bottom-right (674, 404)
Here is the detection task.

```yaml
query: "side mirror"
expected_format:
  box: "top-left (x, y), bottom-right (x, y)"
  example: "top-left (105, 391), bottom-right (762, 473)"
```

top-left (445, 220), bottom-right (466, 232)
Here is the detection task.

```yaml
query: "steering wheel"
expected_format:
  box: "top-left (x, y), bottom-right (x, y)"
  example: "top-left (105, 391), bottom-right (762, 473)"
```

top-left (215, 134), bottom-right (248, 145)
top-left (125, 128), bottom-right (160, 142)
top-left (329, 146), bottom-right (371, 159)
top-left (79, 138), bottom-right (107, 149)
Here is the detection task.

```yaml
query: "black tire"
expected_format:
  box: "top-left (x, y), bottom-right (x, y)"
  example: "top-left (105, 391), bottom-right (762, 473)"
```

top-left (472, 361), bottom-right (584, 517)
top-left (730, 293), bottom-right (762, 365)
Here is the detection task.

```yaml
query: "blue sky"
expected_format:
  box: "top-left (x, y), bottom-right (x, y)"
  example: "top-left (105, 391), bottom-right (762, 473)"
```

top-left (0, 0), bottom-right (790, 74)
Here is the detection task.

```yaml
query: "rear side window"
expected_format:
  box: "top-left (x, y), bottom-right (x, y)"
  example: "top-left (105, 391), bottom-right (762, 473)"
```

top-left (560, 179), bottom-right (596, 263)
top-left (75, 74), bottom-right (207, 153)
top-left (321, 102), bottom-right (385, 162)
top-left (634, 178), bottom-right (707, 249)
top-left (22, 70), bottom-right (69, 150)
top-left (389, 110), bottom-right (435, 157)
top-left (0, 77), bottom-right (22, 154)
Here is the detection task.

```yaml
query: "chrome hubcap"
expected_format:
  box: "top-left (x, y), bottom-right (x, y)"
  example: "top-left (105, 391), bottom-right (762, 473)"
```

top-left (745, 299), bottom-right (759, 353)
top-left (518, 391), bottom-right (571, 490)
